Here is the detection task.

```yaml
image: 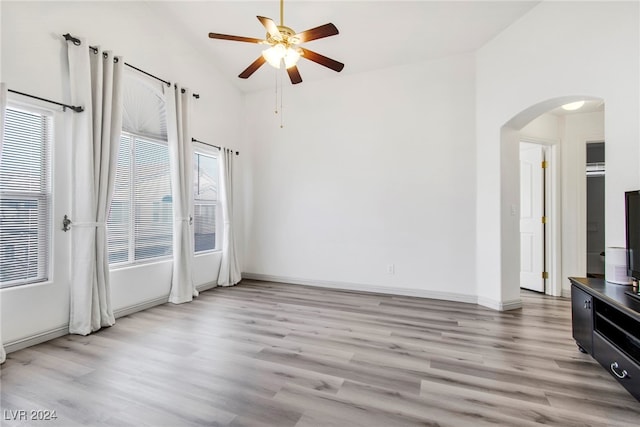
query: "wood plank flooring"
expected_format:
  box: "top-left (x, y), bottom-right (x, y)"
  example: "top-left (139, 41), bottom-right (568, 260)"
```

top-left (2, 280), bottom-right (639, 426)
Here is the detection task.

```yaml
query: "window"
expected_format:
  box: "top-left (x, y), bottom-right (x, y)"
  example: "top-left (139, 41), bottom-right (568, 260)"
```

top-left (107, 132), bottom-right (173, 265)
top-left (193, 150), bottom-right (218, 253)
top-left (0, 106), bottom-right (52, 288)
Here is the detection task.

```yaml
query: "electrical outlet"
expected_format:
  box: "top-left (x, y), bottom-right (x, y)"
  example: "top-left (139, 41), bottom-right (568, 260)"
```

top-left (387, 264), bottom-right (395, 274)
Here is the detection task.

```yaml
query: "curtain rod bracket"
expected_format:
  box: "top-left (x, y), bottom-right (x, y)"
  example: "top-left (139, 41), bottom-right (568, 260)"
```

top-left (180, 88), bottom-right (200, 99)
top-left (63, 33), bottom-right (81, 46)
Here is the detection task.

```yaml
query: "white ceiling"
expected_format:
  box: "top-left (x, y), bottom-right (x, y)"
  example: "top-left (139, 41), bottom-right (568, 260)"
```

top-left (152, 0), bottom-right (541, 93)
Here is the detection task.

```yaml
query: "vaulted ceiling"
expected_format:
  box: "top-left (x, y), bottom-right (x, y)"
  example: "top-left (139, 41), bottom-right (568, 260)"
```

top-left (153, 1), bottom-right (540, 93)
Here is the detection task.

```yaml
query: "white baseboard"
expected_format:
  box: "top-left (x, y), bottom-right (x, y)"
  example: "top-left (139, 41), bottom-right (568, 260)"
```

top-left (114, 282), bottom-right (221, 318)
top-left (4, 325), bottom-right (69, 354)
top-left (477, 296), bottom-right (523, 311)
top-left (196, 281), bottom-right (218, 293)
top-left (113, 296), bottom-right (169, 318)
top-left (242, 272), bottom-right (478, 305)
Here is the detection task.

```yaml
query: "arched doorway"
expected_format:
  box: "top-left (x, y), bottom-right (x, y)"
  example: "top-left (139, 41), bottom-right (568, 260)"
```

top-left (500, 95), bottom-right (605, 304)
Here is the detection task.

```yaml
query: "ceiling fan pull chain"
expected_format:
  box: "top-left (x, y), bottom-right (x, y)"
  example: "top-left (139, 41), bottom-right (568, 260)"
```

top-left (274, 68), bottom-right (279, 115)
top-left (280, 68), bottom-right (284, 128)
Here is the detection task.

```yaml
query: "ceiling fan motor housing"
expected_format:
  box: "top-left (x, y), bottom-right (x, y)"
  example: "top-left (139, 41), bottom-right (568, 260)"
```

top-left (267, 26), bottom-right (299, 45)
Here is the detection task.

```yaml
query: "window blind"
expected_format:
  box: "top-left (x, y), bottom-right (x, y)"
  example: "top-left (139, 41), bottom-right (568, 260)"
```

top-left (107, 132), bottom-right (172, 265)
top-left (134, 137), bottom-right (172, 260)
top-left (0, 107), bottom-right (51, 287)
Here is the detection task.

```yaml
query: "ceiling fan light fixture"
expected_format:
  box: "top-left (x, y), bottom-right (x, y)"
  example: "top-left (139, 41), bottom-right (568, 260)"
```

top-left (262, 44), bottom-right (286, 68)
top-left (284, 47), bottom-right (301, 68)
top-left (562, 100), bottom-right (585, 111)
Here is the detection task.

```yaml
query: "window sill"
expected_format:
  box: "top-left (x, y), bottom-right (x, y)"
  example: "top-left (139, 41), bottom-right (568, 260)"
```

top-left (109, 256), bottom-right (173, 272)
top-left (0, 279), bottom-right (53, 291)
top-left (194, 250), bottom-right (221, 258)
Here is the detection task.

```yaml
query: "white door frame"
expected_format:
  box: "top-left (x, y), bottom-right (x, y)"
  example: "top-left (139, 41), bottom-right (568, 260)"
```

top-left (520, 136), bottom-right (561, 297)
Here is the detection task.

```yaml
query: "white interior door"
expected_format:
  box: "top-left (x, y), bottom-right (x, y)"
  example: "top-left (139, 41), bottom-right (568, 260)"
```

top-left (520, 142), bottom-right (545, 292)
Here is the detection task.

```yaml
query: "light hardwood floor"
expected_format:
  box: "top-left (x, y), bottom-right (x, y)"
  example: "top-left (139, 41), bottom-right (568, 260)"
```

top-left (1, 280), bottom-right (639, 426)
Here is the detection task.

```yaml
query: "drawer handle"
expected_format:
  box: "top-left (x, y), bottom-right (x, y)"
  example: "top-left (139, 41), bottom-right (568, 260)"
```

top-left (610, 362), bottom-right (629, 379)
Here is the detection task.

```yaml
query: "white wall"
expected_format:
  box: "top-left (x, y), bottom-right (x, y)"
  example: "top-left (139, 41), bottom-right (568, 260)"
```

top-left (1, 1), bottom-right (243, 346)
top-left (242, 54), bottom-right (478, 302)
top-left (476, 1), bottom-right (638, 307)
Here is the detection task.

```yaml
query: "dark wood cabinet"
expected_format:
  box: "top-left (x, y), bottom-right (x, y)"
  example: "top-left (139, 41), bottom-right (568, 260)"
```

top-left (570, 277), bottom-right (640, 401)
top-left (571, 285), bottom-right (593, 354)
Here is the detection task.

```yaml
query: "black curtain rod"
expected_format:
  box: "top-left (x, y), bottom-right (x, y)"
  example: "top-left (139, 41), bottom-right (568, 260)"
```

top-left (8, 89), bottom-right (84, 113)
top-left (192, 137), bottom-right (239, 155)
top-left (125, 61), bottom-right (170, 87)
top-left (63, 33), bottom-right (200, 99)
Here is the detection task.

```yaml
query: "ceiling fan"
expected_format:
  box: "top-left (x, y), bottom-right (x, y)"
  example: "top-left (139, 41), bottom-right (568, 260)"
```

top-left (208, 0), bottom-right (344, 84)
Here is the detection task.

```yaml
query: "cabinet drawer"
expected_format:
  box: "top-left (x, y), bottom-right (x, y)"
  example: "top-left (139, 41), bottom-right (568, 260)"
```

top-left (593, 332), bottom-right (640, 400)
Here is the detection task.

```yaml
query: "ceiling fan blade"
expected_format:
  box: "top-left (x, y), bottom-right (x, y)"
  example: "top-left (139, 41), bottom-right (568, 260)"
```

top-left (295, 23), bottom-right (339, 43)
top-left (239, 56), bottom-right (267, 79)
top-left (208, 33), bottom-right (264, 44)
top-left (300, 48), bottom-right (344, 72)
top-left (257, 16), bottom-right (282, 41)
top-left (287, 66), bottom-right (303, 84)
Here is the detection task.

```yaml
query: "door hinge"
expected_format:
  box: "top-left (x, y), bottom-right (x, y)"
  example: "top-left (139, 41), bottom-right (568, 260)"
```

top-left (542, 271), bottom-right (549, 279)
top-left (541, 160), bottom-right (548, 169)
top-left (542, 216), bottom-right (547, 224)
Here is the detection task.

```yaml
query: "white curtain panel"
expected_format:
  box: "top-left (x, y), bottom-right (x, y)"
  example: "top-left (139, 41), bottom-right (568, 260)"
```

top-left (166, 85), bottom-right (197, 303)
top-left (218, 148), bottom-right (241, 287)
top-left (67, 39), bottom-right (123, 334)
top-left (0, 82), bottom-right (7, 363)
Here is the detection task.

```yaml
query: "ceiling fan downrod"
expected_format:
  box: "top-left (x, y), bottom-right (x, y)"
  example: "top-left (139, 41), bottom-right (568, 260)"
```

top-left (279, 0), bottom-right (285, 26)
